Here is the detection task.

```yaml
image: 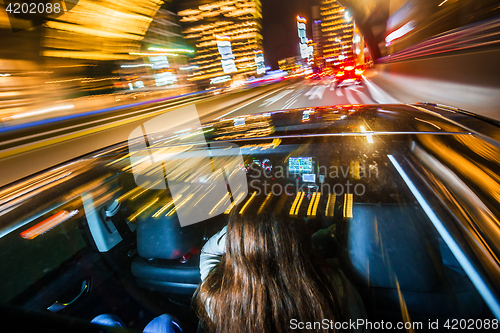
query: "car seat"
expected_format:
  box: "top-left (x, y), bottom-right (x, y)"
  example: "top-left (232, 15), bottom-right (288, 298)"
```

top-left (341, 203), bottom-right (484, 320)
top-left (131, 213), bottom-right (203, 295)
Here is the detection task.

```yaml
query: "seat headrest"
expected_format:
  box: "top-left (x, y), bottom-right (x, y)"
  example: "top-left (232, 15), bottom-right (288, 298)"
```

top-left (136, 214), bottom-right (203, 260)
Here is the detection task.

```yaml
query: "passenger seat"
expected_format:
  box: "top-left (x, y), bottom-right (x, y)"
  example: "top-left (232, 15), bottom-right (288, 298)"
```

top-left (341, 203), bottom-right (484, 320)
top-left (131, 214), bottom-right (203, 295)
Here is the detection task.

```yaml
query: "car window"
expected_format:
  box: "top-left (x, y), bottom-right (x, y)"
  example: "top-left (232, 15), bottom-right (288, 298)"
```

top-left (1, 129), bottom-right (499, 329)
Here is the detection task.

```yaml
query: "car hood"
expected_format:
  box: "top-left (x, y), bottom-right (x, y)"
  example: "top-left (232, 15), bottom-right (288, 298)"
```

top-left (201, 104), bottom-right (474, 142)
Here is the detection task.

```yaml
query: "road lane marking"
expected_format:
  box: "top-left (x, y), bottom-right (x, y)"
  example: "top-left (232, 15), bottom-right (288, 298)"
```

top-left (345, 88), bottom-right (360, 104)
top-left (282, 98), bottom-right (297, 109)
top-left (328, 80), bottom-right (336, 90)
top-left (214, 86), bottom-right (290, 120)
top-left (0, 85), bottom-right (292, 159)
top-left (0, 96), bottom-right (209, 148)
top-left (347, 86), bottom-right (362, 92)
top-left (357, 91), bottom-right (376, 104)
top-left (281, 88), bottom-right (305, 109)
top-left (347, 86), bottom-right (375, 104)
top-left (259, 89), bottom-right (294, 107)
top-left (305, 86), bottom-right (326, 100)
top-left (362, 76), bottom-right (399, 104)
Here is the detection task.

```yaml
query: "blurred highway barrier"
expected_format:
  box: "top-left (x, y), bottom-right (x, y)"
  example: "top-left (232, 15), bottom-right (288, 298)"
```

top-left (0, 72), bottom-right (287, 132)
top-left (370, 16), bottom-right (500, 121)
top-left (0, 79), bottom-right (293, 188)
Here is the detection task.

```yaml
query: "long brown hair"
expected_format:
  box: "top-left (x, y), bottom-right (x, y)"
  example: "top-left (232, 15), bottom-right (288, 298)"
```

top-left (195, 212), bottom-right (337, 332)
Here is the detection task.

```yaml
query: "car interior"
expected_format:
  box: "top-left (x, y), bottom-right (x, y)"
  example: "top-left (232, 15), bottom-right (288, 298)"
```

top-left (0, 130), bottom-right (495, 332)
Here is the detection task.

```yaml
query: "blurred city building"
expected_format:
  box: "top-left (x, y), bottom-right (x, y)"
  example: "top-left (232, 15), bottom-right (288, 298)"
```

top-left (40, 0), bottom-right (173, 96)
top-left (0, 5), bottom-right (61, 118)
top-left (278, 56), bottom-right (298, 73)
top-left (176, 0), bottom-right (264, 88)
top-left (118, 9), bottom-right (195, 93)
top-left (311, 10), bottom-right (323, 61)
top-left (42, 0), bottom-right (163, 61)
top-left (313, 0), bottom-right (354, 67)
top-left (0, 0), bottom-right (195, 123)
top-left (11, 0), bottom-right (164, 100)
top-left (278, 56), bottom-right (309, 76)
top-left (254, 50), bottom-right (265, 74)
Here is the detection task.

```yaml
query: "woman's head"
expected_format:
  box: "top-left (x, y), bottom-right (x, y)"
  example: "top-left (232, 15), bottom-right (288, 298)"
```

top-left (226, 211), bottom-right (307, 279)
top-left (196, 211), bottom-right (336, 333)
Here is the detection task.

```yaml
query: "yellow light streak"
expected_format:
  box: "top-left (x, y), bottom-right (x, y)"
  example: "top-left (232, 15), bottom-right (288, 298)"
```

top-left (128, 197), bottom-right (159, 221)
top-left (209, 192), bottom-right (231, 215)
top-left (239, 191), bottom-right (257, 215)
top-left (152, 200), bottom-right (175, 218)
top-left (325, 193), bottom-right (336, 217)
top-left (105, 153), bottom-right (130, 167)
top-left (117, 183), bottom-right (149, 203)
top-left (295, 192), bottom-right (305, 215)
top-left (130, 186), bottom-right (150, 201)
top-left (343, 193), bottom-right (353, 218)
top-left (224, 192), bottom-right (246, 214)
top-left (166, 193), bottom-right (195, 217)
top-left (149, 47), bottom-right (195, 53)
top-left (257, 192), bottom-right (273, 214)
top-left (130, 52), bottom-right (179, 57)
top-left (307, 193), bottom-right (317, 216)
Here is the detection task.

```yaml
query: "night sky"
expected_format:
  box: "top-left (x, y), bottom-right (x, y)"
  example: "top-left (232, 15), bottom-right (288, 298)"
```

top-left (169, 0), bottom-right (317, 69)
top-left (261, 0), bottom-right (316, 68)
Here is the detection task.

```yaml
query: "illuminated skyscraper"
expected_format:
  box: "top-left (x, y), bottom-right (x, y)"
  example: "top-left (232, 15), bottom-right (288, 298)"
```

top-left (177, 0), bottom-right (264, 85)
top-left (297, 15), bottom-right (313, 59)
top-left (318, 0), bottom-right (354, 65)
top-left (138, 9), bottom-right (194, 88)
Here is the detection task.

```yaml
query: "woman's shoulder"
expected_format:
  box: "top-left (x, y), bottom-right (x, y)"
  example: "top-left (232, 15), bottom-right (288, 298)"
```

top-left (202, 225), bottom-right (227, 255)
top-left (200, 225), bottom-right (228, 282)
